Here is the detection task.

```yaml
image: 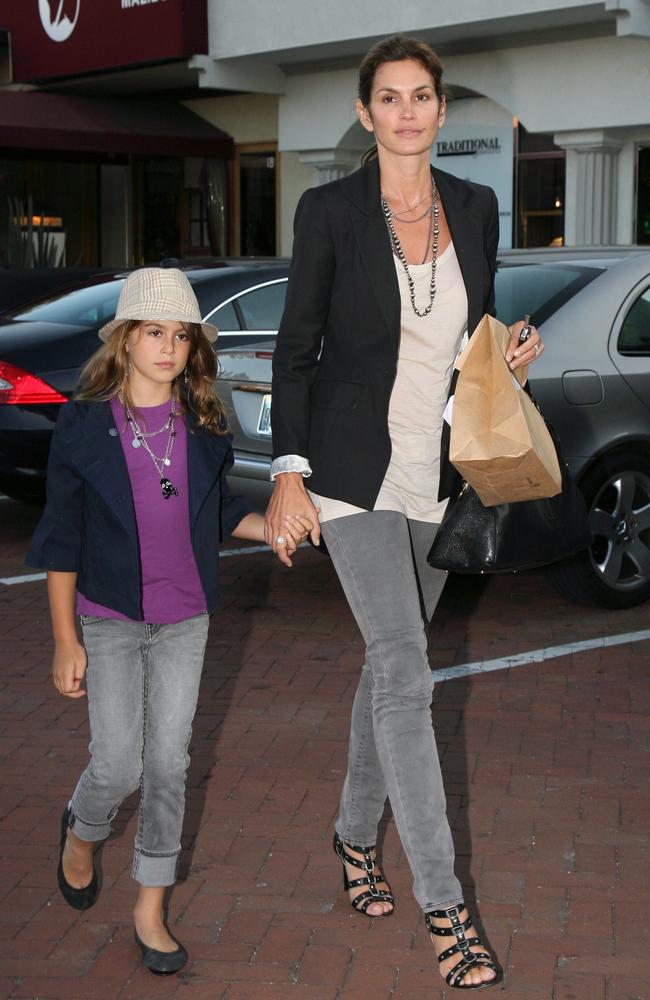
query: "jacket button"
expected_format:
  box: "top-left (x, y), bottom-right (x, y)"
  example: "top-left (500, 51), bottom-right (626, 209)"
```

top-left (109, 428), bottom-right (118, 437)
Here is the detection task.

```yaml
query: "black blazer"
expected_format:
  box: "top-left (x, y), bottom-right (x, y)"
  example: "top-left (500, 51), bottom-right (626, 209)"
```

top-left (25, 400), bottom-right (251, 620)
top-left (271, 157), bottom-right (499, 508)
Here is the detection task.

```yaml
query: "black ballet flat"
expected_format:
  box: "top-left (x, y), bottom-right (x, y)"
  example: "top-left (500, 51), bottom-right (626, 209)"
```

top-left (134, 929), bottom-right (188, 975)
top-left (57, 806), bottom-right (99, 910)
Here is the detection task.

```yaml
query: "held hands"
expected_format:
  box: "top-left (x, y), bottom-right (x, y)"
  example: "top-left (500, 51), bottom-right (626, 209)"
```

top-left (505, 318), bottom-right (544, 371)
top-left (274, 512), bottom-right (317, 567)
top-left (52, 639), bottom-right (87, 699)
top-left (265, 472), bottom-right (321, 568)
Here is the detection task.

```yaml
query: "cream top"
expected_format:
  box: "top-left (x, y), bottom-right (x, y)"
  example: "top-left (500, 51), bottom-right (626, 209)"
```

top-left (309, 241), bottom-right (468, 523)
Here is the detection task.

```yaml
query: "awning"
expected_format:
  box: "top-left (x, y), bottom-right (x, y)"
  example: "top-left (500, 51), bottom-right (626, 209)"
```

top-left (0, 90), bottom-right (233, 158)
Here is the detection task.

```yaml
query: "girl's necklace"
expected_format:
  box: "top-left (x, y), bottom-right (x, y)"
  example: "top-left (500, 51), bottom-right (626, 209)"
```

top-left (125, 398), bottom-right (179, 499)
top-left (381, 183), bottom-right (440, 318)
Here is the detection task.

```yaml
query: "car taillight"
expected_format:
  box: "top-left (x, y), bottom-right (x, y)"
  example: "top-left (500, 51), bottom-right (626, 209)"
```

top-left (255, 351), bottom-right (273, 359)
top-left (0, 361), bottom-right (67, 404)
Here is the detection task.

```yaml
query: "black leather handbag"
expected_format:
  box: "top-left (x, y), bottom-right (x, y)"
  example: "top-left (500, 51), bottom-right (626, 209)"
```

top-left (427, 440), bottom-right (592, 574)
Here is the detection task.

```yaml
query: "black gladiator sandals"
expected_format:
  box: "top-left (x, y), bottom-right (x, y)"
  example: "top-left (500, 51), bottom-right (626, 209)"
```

top-left (426, 904), bottom-right (502, 990)
top-left (333, 831), bottom-right (395, 917)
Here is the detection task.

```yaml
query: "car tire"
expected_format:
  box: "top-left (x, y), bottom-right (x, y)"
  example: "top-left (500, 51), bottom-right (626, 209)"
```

top-left (547, 450), bottom-right (650, 608)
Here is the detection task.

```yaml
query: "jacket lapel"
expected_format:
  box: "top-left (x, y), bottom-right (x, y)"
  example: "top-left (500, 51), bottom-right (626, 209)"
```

top-left (185, 415), bottom-right (229, 531)
top-left (433, 167), bottom-right (484, 337)
top-left (63, 402), bottom-right (139, 547)
top-left (341, 159), bottom-right (401, 348)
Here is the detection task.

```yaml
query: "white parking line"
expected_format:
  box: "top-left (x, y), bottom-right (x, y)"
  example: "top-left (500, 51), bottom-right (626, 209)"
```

top-left (0, 571), bottom-right (46, 585)
top-left (432, 629), bottom-right (650, 681)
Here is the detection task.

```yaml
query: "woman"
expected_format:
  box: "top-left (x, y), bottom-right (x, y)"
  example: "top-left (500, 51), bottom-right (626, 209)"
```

top-left (265, 36), bottom-right (543, 990)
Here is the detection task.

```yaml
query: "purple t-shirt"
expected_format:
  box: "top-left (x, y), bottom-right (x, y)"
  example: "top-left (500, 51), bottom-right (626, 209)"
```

top-left (77, 398), bottom-right (207, 624)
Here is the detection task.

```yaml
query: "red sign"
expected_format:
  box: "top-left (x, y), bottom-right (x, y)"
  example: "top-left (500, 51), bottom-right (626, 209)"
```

top-left (2, 1), bottom-right (208, 83)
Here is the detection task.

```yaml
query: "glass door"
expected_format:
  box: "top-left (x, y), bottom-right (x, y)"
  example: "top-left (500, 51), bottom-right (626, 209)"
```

top-left (234, 144), bottom-right (278, 256)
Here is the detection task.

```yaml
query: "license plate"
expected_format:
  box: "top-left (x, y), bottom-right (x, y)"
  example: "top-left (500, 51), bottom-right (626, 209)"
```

top-left (257, 394), bottom-right (272, 436)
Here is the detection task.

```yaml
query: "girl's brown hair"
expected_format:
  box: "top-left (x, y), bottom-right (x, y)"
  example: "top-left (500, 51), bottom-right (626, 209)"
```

top-left (358, 35), bottom-right (444, 164)
top-left (76, 320), bottom-right (228, 434)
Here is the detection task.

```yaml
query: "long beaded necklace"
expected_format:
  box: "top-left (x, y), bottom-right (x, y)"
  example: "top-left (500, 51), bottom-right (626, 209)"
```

top-left (125, 397), bottom-right (179, 499)
top-left (381, 183), bottom-right (440, 318)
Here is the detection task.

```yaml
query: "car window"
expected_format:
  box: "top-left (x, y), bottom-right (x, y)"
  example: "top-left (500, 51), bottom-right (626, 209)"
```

top-left (618, 286), bottom-right (650, 355)
top-left (495, 264), bottom-right (601, 327)
top-left (236, 282), bottom-right (287, 330)
top-left (208, 299), bottom-right (240, 332)
top-left (7, 280), bottom-right (125, 327)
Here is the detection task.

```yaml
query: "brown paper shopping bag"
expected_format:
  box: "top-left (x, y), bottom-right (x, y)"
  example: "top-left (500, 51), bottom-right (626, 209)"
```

top-left (449, 314), bottom-right (561, 507)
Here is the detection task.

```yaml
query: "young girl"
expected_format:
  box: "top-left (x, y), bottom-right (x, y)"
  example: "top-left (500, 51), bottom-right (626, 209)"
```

top-left (26, 267), bottom-right (312, 976)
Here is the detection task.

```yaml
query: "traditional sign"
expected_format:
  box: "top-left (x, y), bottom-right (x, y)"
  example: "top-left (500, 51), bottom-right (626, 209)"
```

top-left (432, 124), bottom-right (515, 248)
top-left (2, 0), bottom-right (208, 83)
top-left (436, 137), bottom-right (502, 157)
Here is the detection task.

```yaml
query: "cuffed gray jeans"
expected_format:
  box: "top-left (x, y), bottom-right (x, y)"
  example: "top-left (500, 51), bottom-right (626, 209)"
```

top-left (68, 613), bottom-right (209, 887)
top-left (322, 510), bottom-right (464, 912)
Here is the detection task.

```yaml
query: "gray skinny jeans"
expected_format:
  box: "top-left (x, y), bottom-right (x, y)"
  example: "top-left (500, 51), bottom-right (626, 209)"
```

top-left (321, 510), bottom-right (464, 912)
top-left (68, 613), bottom-right (209, 887)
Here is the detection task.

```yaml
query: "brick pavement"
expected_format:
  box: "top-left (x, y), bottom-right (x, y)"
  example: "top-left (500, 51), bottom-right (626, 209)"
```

top-left (0, 497), bottom-right (648, 999)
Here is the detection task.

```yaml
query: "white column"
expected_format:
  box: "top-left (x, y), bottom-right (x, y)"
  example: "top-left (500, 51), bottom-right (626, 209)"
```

top-left (298, 148), bottom-right (359, 186)
top-left (554, 130), bottom-right (625, 245)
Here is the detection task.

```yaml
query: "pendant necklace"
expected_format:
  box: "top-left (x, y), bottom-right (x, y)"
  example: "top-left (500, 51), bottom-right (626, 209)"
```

top-left (125, 398), bottom-right (179, 499)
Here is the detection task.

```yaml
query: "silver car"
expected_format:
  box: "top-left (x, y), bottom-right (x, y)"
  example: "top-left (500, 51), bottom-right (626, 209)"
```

top-left (216, 248), bottom-right (650, 609)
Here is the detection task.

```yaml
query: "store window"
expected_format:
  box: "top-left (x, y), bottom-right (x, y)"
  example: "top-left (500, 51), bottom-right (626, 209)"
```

top-left (0, 153), bottom-right (100, 268)
top-left (134, 157), bottom-right (184, 264)
top-left (636, 148), bottom-right (650, 245)
top-left (515, 125), bottom-right (565, 248)
top-left (234, 144), bottom-right (278, 256)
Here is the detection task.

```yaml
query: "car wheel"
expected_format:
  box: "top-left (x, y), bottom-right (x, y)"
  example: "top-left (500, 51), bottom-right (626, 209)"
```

top-left (547, 450), bottom-right (650, 608)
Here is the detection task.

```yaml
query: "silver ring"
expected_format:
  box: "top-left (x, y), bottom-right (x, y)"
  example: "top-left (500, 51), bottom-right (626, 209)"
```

top-left (275, 534), bottom-right (286, 545)
top-left (534, 343), bottom-right (541, 355)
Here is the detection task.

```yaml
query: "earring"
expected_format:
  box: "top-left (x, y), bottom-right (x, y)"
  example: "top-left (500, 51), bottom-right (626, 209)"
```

top-left (183, 368), bottom-right (190, 385)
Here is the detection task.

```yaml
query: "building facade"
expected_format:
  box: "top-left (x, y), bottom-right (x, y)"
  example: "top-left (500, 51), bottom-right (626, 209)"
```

top-left (2, 0), bottom-right (649, 266)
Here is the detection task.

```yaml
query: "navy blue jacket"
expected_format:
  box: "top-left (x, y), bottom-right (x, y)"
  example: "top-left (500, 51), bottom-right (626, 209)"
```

top-left (25, 400), bottom-right (251, 620)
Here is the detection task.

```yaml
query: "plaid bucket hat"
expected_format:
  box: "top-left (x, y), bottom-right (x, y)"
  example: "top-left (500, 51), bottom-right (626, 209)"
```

top-left (98, 267), bottom-right (219, 342)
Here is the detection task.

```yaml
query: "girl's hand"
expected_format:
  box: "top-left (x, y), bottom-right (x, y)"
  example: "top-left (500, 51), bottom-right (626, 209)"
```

top-left (505, 319), bottom-right (544, 370)
top-left (276, 513), bottom-right (317, 567)
top-left (52, 639), bottom-right (87, 699)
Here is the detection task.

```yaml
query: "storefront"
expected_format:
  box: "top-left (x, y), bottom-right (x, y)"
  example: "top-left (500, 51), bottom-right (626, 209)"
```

top-left (0, 1), bottom-right (232, 269)
top-left (197, 0), bottom-right (650, 253)
top-left (2, 1), bottom-right (650, 261)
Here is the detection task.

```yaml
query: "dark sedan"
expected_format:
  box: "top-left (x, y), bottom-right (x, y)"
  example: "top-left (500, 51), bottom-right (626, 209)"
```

top-left (0, 261), bottom-right (288, 501)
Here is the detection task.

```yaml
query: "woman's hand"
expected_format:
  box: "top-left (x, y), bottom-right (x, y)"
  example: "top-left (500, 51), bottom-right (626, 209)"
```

top-left (52, 639), bottom-right (87, 699)
top-left (505, 319), bottom-right (544, 371)
top-left (277, 513), bottom-right (317, 567)
top-left (266, 472), bottom-right (321, 567)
